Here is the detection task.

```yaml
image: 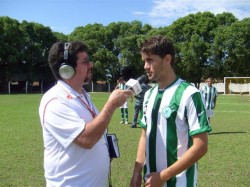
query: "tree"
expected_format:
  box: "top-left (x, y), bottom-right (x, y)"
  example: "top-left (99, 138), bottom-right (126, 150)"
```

top-left (213, 18), bottom-right (250, 77)
top-left (69, 23), bottom-right (118, 82)
top-left (92, 48), bottom-right (118, 82)
top-left (1, 12), bottom-right (248, 92)
top-left (69, 23), bottom-right (106, 55)
top-left (0, 16), bottom-right (58, 92)
top-left (0, 16), bottom-right (25, 83)
top-left (53, 31), bottom-right (68, 42)
top-left (69, 21), bottom-right (152, 82)
top-left (20, 21), bottom-right (57, 81)
top-left (168, 12), bottom-right (237, 86)
top-left (113, 21), bottom-right (152, 80)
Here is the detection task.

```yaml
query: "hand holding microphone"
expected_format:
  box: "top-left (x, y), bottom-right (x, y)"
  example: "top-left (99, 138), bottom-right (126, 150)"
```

top-left (125, 75), bottom-right (147, 95)
top-left (108, 75), bottom-right (147, 108)
top-left (108, 89), bottom-right (133, 109)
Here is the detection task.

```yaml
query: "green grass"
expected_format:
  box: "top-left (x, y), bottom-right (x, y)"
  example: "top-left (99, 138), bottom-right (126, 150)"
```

top-left (0, 94), bottom-right (249, 187)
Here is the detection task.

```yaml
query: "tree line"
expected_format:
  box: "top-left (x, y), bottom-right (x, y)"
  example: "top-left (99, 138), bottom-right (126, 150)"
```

top-left (0, 11), bottom-right (249, 92)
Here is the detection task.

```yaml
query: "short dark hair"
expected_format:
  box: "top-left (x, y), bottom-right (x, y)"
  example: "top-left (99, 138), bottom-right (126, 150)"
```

top-left (206, 77), bottom-right (214, 82)
top-left (48, 41), bottom-right (88, 80)
top-left (118, 77), bottom-right (125, 82)
top-left (140, 36), bottom-right (175, 67)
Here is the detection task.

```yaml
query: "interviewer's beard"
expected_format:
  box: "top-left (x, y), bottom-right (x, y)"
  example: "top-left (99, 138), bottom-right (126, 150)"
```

top-left (84, 70), bottom-right (93, 84)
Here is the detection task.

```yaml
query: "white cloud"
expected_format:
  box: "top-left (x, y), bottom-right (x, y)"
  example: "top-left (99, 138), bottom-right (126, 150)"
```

top-left (137, 0), bottom-right (250, 27)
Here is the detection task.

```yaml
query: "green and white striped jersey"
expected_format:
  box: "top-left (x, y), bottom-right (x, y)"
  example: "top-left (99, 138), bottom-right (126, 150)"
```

top-left (140, 78), bottom-right (211, 187)
top-left (200, 85), bottom-right (218, 110)
top-left (117, 83), bottom-right (127, 90)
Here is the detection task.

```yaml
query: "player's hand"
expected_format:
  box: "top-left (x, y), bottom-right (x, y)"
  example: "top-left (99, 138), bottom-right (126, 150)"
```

top-left (144, 172), bottom-right (164, 187)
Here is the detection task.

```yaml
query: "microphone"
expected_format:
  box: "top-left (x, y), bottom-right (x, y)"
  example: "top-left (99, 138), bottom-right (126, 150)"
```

top-left (125, 75), bottom-right (147, 95)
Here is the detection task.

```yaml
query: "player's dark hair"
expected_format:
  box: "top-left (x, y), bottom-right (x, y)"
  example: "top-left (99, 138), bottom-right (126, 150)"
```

top-left (140, 36), bottom-right (175, 67)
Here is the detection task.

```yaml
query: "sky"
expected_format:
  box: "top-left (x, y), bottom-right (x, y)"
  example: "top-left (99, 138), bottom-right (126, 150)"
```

top-left (1, 0), bottom-right (250, 34)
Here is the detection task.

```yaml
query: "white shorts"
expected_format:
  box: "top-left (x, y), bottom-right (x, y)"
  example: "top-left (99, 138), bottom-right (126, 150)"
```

top-left (206, 109), bottom-right (214, 118)
top-left (119, 101), bottom-right (128, 108)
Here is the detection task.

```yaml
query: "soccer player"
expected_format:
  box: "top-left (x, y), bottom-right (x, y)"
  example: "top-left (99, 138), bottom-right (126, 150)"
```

top-left (130, 36), bottom-right (211, 187)
top-left (116, 77), bottom-right (129, 124)
top-left (200, 77), bottom-right (218, 123)
top-left (131, 77), bottom-right (151, 128)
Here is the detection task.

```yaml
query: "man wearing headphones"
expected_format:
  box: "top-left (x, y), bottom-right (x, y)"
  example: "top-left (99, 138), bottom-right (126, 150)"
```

top-left (39, 41), bottom-right (132, 187)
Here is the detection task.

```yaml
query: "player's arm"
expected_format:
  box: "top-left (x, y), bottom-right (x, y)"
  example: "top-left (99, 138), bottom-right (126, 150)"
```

top-left (213, 87), bottom-right (218, 109)
top-left (213, 96), bottom-right (217, 109)
top-left (161, 133), bottom-right (207, 180)
top-left (130, 129), bottom-right (146, 187)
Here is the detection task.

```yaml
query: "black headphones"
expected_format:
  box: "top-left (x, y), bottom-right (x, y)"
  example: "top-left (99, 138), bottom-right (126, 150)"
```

top-left (58, 43), bottom-right (75, 79)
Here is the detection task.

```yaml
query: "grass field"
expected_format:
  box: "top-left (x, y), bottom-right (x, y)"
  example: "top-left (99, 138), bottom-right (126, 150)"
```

top-left (0, 93), bottom-right (249, 187)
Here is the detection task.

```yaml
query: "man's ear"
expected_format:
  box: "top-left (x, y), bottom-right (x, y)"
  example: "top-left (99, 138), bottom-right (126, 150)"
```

top-left (164, 54), bottom-right (172, 64)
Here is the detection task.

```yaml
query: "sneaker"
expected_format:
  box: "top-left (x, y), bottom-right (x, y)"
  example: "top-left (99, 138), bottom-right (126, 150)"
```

top-left (125, 121), bottom-right (128, 125)
top-left (131, 125), bottom-right (137, 128)
top-left (120, 121), bottom-right (124, 124)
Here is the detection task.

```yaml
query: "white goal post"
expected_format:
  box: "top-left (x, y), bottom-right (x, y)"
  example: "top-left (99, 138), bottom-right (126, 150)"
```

top-left (224, 77), bottom-right (250, 95)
